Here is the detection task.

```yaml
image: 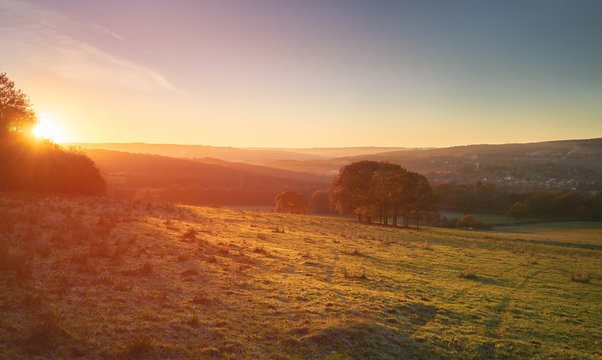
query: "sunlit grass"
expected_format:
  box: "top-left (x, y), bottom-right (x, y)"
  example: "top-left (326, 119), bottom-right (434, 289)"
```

top-left (0, 193), bottom-right (600, 359)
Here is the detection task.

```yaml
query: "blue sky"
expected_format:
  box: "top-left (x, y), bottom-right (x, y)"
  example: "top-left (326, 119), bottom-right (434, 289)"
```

top-left (1, 0), bottom-right (601, 146)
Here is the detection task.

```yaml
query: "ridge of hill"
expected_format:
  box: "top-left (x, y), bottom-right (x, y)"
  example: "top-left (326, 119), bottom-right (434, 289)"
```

top-left (267, 138), bottom-right (602, 191)
top-left (83, 149), bottom-right (331, 206)
top-left (64, 143), bottom-right (409, 164)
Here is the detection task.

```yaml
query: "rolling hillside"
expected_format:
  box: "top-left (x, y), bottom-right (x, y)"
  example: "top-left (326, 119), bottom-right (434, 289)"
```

top-left (267, 138), bottom-right (602, 191)
top-left (84, 149), bottom-right (331, 206)
top-left (67, 138), bottom-right (602, 193)
top-left (1, 193), bottom-right (600, 359)
top-left (64, 143), bottom-right (408, 165)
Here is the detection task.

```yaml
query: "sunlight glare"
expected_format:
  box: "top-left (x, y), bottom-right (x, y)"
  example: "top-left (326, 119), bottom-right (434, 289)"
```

top-left (32, 114), bottom-right (65, 142)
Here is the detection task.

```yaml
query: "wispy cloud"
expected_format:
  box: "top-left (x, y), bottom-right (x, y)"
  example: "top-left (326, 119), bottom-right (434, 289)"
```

top-left (0, 0), bottom-right (175, 92)
top-left (85, 21), bottom-right (125, 42)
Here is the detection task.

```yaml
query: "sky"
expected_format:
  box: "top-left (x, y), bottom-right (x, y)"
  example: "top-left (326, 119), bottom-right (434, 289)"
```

top-left (1, 0), bottom-right (601, 147)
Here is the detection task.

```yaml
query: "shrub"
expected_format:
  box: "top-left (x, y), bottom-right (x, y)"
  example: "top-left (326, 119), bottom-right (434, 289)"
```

top-left (182, 228), bottom-right (197, 241)
top-left (459, 214), bottom-right (476, 228)
top-left (122, 335), bottom-right (156, 359)
top-left (459, 268), bottom-right (478, 279)
top-left (571, 268), bottom-right (590, 283)
top-left (274, 191), bottom-right (309, 214)
top-left (22, 307), bottom-right (70, 354)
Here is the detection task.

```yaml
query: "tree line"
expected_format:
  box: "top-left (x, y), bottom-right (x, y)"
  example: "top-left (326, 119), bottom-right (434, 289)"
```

top-left (282, 163), bottom-right (601, 225)
top-left (0, 72), bottom-right (106, 196)
top-left (328, 161), bottom-right (436, 227)
top-left (434, 181), bottom-right (602, 221)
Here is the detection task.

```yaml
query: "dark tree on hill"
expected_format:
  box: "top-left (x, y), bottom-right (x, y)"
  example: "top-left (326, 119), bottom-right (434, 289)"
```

top-left (274, 191), bottom-right (309, 214)
top-left (0, 72), bottom-right (107, 196)
top-left (330, 161), bottom-right (380, 223)
top-left (401, 171), bottom-right (436, 228)
top-left (330, 161), bottom-right (436, 227)
top-left (459, 214), bottom-right (476, 228)
top-left (309, 189), bottom-right (332, 214)
top-left (371, 162), bottom-right (407, 226)
top-left (476, 182), bottom-right (498, 211)
top-left (506, 201), bottom-right (528, 220)
top-left (0, 72), bottom-right (37, 137)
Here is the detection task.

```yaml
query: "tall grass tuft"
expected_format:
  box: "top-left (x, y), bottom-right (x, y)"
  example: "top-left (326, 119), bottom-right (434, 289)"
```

top-left (571, 268), bottom-right (590, 283)
top-left (22, 307), bottom-right (70, 354)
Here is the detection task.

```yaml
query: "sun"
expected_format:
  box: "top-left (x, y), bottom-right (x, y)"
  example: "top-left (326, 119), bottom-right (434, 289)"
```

top-left (32, 114), bottom-right (66, 142)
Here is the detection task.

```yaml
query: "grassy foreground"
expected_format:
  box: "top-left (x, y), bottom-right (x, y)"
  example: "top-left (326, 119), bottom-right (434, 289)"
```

top-left (0, 193), bottom-right (600, 359)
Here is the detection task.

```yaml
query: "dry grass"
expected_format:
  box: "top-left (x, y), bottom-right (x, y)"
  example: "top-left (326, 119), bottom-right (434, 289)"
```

top-left (0, 193), bottom-right (600, 359)
top-left (570, 268), bottom-right (591, 283)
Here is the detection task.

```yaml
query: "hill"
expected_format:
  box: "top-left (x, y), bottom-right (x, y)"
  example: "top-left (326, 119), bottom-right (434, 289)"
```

top-left (83, 149), bottom-right (331, 206)
top-left (267, 138), bottom-right (602, 191)
top-left (0, 193), bottom-right (600, 359)
top-left (64, 143), bottom-right (409, 165)
top-left (67, 139), bottom-right (602, 193)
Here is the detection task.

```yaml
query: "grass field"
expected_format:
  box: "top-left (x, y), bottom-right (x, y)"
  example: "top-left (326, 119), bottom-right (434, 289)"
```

top-left (1, 193), bottom-right (600, 359)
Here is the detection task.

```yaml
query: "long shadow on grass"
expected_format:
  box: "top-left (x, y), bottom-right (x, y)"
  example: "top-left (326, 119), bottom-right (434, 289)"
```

top-left (488, 233), bottom-right (602, 251)
top-left (292, 323), bottom-right (440, 359)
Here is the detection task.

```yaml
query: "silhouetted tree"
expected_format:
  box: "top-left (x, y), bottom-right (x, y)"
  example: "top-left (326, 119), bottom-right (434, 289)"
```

top-left (371, 162), bottom-right (407, 225)
top-left (506, 201), bottom-right (528, 220)
top-left (459, 214), bottom-right (476, 228)
top-left (330, 161), bottom-right (380, 223)
top-left (0, 72), bottom-right (37, 138)
top-left (476, 182), bottom-right (498, 211)
top-left (331, 161), bottom-right (436, 227)
top-left (400, 171), bottom-right (436, 228)
top-left (309, 189), bottom-right (332, 214)
top-left (274, 191), bottom-right (309, 214)
top-left (0, 72), bottom-right (107, 196)
top-left (551, 191), bottom-right (579, 218)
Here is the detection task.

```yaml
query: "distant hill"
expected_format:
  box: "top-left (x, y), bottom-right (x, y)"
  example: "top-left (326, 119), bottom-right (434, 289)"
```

top-left (266, 138), bottom-right (602, 191)
top-left (72, 138), bottom-right (602, 195)
top-left (65, 143), bottom-right (408, 164)
top-left (84, 149), bottom-right (331, 206)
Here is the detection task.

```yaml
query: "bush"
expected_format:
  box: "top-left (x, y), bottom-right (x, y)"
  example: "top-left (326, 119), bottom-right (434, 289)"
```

top-left (22, 307), bottom-right (70, 354)
top-left (274, 191), bottom-right (309, 214)
top-left (571, 268), bottom-right (590, 283)
top-left (459, 214), bottom-right (476, 228)
top-left (459, 268), bottom-right (478, 279)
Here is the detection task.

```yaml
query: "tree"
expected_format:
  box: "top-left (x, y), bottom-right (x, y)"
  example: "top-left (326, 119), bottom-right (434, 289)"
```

top-left (0, 72), bottom-right (107, 196)
top-left (309, 189), bottom-right (332, 214)
top-left (398, 171), bottom-right (436, 228)
top-left (476, 182), bottom-right (498, 211)
top-left (0, 72), bottom-right (37, 138)
top-left (459, 214), bottom-right (476, 228)
top-left (371, 162), bottom-right (406, 225)
top-left (330, 161), bottom-right (437, 227)
top-left (274, 191), bottom-right (309, 214)
top-left (330, 161), bottom-right (380, 223)
top-left (506, 201), bottom-right (528, 220)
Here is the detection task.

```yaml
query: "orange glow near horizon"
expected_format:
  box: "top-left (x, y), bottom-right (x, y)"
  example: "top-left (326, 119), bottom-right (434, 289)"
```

top-left (32, 114), bottom-right (67, 143)
top-left (3, 1), bottom-right (601, 148)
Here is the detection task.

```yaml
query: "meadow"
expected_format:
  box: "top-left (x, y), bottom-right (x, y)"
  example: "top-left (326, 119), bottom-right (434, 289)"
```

top-left (0, 193), bottom-right (600, 359)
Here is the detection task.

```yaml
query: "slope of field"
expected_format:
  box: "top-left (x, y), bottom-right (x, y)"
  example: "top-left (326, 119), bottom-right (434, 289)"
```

top-left (1, 193), bottom-right (600, 359)
top-left (84, 149), bottom-right (331, 205)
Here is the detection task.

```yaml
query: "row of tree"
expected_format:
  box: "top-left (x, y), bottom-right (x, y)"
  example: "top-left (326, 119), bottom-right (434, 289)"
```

top-left (434, 181), bottom-right (602, 220)
top-left (329, 161), bottom-right (436, 227)
top-left (279, 165), bottom-right (601, 225)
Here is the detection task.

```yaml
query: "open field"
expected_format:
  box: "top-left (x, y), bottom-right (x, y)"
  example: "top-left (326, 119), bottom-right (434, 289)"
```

top-left (1, 193), bottom-right (600, 359)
